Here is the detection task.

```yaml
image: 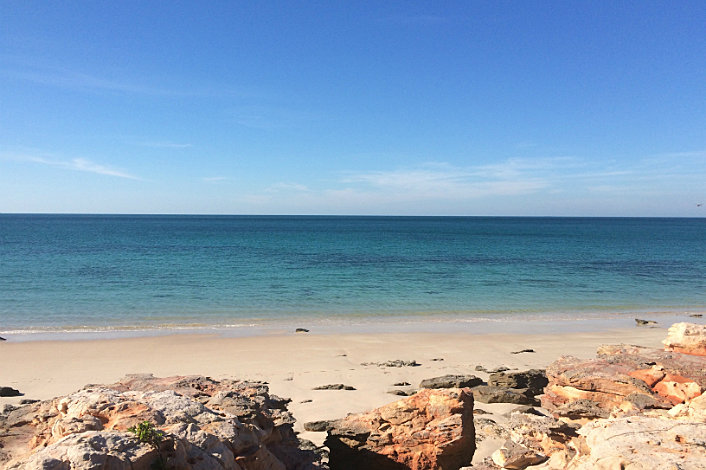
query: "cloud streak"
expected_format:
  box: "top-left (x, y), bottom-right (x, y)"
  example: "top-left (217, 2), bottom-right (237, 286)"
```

top-left (16, 155), bottom-right (140, 180)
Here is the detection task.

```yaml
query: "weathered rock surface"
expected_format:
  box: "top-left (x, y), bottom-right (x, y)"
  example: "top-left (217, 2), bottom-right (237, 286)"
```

top-left (325, 387), bottom-right (475, 470)
top-left (0, 374), bottom-right (325, 469)
top-left (419, 374), bottom-right (483, 389)
top-left (471, 385), bottom-right (536, 405)
top-left (663, 322), bottom-right (706, 356)
top-left (561, 415), bottom-right (706, 469)
top-left (488, 369), bottom-right (547, 397)
top-left (540, 355), bottom-right (670, 417)
top-left (491, 440), bottom-right (547, 469)
top-left (597, 343), bottom-right (706, 387)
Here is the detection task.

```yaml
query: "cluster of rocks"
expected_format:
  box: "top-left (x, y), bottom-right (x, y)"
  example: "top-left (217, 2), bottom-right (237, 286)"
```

top-left (2, 322), bottom-right (704, 469)
top-left (484, 322), bottom-right (706, 469)
top-left (0, 374), bottom-right (326, 469)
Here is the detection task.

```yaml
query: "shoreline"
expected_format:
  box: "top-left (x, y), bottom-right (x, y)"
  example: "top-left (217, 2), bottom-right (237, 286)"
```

top-left (1, 308), bottom-right (702, 342)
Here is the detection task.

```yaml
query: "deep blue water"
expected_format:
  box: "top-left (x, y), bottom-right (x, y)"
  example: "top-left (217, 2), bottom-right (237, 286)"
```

top-left (0, 215), bottom-right (704, 334)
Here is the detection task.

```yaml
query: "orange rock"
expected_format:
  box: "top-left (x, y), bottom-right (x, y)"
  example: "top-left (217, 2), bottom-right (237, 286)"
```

top-left (629, 366), bottom-right (665, 387)
top-left (326, 388), bottom-right (475, 470)
top-left (652, 374), bottom-right (702, 405)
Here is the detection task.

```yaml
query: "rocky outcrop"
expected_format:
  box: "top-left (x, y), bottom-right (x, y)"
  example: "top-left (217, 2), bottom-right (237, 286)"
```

top-left (325, 388), bottom-right (475, 470)
top-left (598, 343), bottom-right (706, 387)
top-left (559, 415), bottom-right (706, 469)
top-left (663, 322), bottom-right (706, 356)
top-left (540, 355), bottom-right (671, 417)
top-left (0, 374), bottom-right (325, 469)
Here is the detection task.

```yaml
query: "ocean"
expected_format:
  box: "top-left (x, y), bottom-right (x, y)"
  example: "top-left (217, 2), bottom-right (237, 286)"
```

top-left (1, 215), bottom-right (704, 338)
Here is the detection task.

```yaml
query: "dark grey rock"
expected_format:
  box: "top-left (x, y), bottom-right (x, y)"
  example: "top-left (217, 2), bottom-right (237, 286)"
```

top-left (470, 385), bottom-right (536, 405)
top-left (510, 348), bottom-right (535, 354)
top-left (553, 399), bottom-right (611, 419)
top-left (295, 328), bottom-right (310, 333)
top-left (313, 384), bottom-right (356, 391)
top-left (303, 420), bottom-right (334, 432)
top-left (488, 369), bottom-right (548, 396)
top-left (419, 374), bottom-right (484, 389)
top-left (387, 389), bottom-right (416, 396)
top-left (392, 381), bottom-right (410, 387)
top-left (19, 399), bottom-right (40, 405)
top-left (0, 387), bottom-right (21, 397)
top-left (688, 313), bottom-right (703, 318)
top-left (635, 318), bottom-right (657, 326)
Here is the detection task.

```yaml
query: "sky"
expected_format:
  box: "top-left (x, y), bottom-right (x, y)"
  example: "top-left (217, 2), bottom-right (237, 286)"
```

top-left (1, 1), bottom-right (704, 216)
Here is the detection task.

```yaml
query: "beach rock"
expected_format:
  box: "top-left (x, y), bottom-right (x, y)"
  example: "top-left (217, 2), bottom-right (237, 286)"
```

top-left (0, 374), bottom-right (326, 469)
top-left (388, 389), bottom-right (416, 396)
top-left (475, 365), bottom-right (510, 373)
top-left (419, 374), bottom-right (483, 389)
top-left (597, 343), bottom-right (706, 387)
top-left (474, 417), bottom-right (510, 443)
top-left (18, 399), bottom-right (39, 405)
top-left (689, 313), bottom-right (703, 318)
top-left (303, 420), bottom-right (334, 432)
top-left (668, 391), bottom-right (706, 420)
top-left (0, 336), bottom-right (6, 341)
top-left (491, 440), bottom-right (547, 469)
top-left (471, 385), bottom-right (536, 405)
top-left (393, 381), bottom-right (411, 387)
top-left (488, 369), bottom-right (547, 396)
top-left (296, 328), bottom-right (310, 333)
top-left (325, 387), bottom-right (475, 470)
top-left (540, 355), bottom-right (668, 416)
top-left (560, 415), bottom-right (706, 469)
top-left (361, 359), bottom-right (420, 367)
top-left (0, 387), bottom-right (21, 397)
top-left (313, 384), bottom-right (356, 391)
top-left (507, 412), bottom-right (579, 456)
top-left (510, 349), bottom-right (535, 355)
top-left (663, 322), bottom-right (706, 356)
top-left (634, 318), bottom-right (657, 326)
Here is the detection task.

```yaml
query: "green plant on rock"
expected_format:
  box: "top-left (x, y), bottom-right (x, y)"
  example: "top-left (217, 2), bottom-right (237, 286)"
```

top-left (128, 420), bottom-right (166, 469)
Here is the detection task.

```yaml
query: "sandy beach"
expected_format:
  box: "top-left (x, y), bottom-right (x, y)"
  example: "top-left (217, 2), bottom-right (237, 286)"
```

top-left (0, 325), bottom-right (670, 461)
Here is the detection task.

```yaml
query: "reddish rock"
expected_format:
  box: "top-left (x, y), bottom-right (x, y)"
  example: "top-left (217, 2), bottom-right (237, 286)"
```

top-left (663, 322), bottom-right (706, 356)
top-left (325, 388), bottom-right (475, 470)
top-left (597, 343), bottom-right (706, 388)
top-left (652, 374), bottom-right (702, 405)
top-left (540, 356), bottom-right (669, 417)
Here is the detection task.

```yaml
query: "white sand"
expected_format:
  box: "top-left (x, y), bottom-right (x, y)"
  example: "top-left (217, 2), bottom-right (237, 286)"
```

top-left (0, 327), bottom-right (668, 460)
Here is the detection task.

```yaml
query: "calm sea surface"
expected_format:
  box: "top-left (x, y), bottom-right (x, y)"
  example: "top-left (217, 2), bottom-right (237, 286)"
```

top-left (1, 215), bottom-right (704, 336)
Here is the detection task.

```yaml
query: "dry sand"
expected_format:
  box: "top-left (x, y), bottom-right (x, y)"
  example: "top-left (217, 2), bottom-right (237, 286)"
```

top-left (0, 326), bottom-right (668, 461)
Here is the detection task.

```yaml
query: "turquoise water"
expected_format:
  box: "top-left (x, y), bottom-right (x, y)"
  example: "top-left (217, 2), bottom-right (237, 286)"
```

top-left (0, 215), bottom-right (704, 335)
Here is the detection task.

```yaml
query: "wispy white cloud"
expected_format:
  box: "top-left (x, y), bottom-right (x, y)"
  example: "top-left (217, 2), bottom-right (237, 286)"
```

top-left (7, 153), bottom-right (139, 180)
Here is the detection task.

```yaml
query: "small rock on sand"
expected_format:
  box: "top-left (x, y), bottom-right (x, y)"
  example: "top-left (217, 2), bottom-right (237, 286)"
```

top-left (510, 349), bottom-right (535, 354)
top-left (295, 328), bottom-right (310, 333)
top-left (0, 387), bottom-right (22, 397)
top-left (312, 384), bottom-right (356, 391)
top-left (635, 318), bottom-right (658, 326)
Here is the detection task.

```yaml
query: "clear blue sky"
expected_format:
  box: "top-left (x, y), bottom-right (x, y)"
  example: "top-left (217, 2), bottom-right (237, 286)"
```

top-left (1, 1), bottom-right (704, 216)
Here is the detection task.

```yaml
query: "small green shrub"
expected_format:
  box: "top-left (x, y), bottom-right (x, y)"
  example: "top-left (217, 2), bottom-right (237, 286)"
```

top-left (128, 421), bottom-right (166, 469)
